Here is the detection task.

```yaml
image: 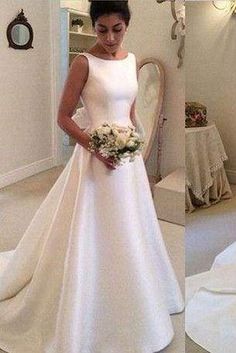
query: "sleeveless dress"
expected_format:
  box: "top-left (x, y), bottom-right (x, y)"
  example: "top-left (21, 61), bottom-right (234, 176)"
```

top-left (186, 241), bottom-right (236, 353)
top-left (0, 52), bottom-right (184, 353)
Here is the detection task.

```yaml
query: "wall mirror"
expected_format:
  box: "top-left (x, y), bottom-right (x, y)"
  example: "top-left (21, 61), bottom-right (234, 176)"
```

top-left (136, 58), bottom-right (165, 181)
top-left (7, 9), bottom-right (33, 50)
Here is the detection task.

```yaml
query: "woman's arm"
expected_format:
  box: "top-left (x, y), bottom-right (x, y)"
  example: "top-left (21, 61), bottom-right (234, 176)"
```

top-left (57, 55), bottom-right (91, 150)
top-left (57, 56), bottom-right (116, 169)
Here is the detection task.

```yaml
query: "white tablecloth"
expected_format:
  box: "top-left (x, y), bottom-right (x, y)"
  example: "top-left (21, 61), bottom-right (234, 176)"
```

top-left (185, 123), bottom-right (232, 212)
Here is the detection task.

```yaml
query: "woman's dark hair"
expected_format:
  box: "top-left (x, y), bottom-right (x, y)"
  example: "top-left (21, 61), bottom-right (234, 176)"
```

top-left (89, 1), bottom-right (131, 27)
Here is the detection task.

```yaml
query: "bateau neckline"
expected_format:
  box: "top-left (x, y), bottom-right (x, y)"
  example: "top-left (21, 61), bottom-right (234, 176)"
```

top-left (84, 52), bottom-right (130, 61)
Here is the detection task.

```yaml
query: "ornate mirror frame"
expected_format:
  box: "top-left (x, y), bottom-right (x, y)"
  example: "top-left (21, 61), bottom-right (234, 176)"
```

top-left (7, 9), bottom-right (34, 50)
top-left (137, 58), bottom-right (166, 182)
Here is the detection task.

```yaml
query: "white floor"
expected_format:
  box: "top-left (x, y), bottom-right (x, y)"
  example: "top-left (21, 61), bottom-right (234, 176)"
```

top-left (0, 166), bottom-right (184, 353)
top-left (186, 184), bottom-right (236, 276)
top-left (185, 183), bottom-right (236, 353)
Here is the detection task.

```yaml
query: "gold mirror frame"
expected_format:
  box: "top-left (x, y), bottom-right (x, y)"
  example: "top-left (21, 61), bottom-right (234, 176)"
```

top-left (137, 58), bottom-right (166, 183)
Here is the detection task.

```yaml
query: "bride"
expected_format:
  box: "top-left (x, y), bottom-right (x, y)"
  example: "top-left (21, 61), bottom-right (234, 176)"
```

top-left (0, 1), bottom-right (184, 353)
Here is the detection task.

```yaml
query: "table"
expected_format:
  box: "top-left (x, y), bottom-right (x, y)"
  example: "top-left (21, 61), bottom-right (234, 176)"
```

top-left (185, 123), bottom-right (232, 212)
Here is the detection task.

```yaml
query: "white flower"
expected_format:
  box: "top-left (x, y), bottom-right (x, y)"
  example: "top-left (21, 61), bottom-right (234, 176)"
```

top-left (89, 122), bottom-right (144, 164)
top-left (131, 132), bottom-right (140, 138)
top-left (98, 126), bottom-right (111, 135)
top-left (112, 129), bottom-right (119, 137)
top-left (115, 134), bottom-right (128, 149)
top-left (126, 140), bottom-right (136, 148)
top-left (122, 152), bottom-right (130, 158)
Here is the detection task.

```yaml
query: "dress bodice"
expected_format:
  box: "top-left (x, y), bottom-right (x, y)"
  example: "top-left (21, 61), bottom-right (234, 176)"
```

top-left (78, 52), bottom-right (139, 129)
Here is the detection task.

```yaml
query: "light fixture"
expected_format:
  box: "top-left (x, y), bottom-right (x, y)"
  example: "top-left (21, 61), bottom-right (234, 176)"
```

top-left (212, 1), bottom-right (228, 10)
top-left (212, 0), bottom-right (236, 13)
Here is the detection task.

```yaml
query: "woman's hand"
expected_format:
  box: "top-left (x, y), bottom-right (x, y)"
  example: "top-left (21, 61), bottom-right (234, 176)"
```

top-left (81, 132), bottom-right (117, 170)
top-left (94, 151), bottom-right (117, 170)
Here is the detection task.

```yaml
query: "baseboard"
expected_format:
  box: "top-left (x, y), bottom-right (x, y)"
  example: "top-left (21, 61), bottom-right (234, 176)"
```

top-left (0, 157), bottom-right (55, 189)
top-left (226, 169), bottom-right (236, 185)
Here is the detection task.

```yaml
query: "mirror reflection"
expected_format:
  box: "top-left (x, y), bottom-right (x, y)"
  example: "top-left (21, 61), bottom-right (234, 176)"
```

top-left (11, 24), bottom-right (30, 46)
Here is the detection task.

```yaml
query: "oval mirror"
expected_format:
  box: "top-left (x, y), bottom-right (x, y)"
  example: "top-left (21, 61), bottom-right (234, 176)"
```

top-left (7, 9), bottom-right (33, 50)
top-left (11, 24), bottom-right (30, 46)
top-left (136, 58), bottom-right (165, 180)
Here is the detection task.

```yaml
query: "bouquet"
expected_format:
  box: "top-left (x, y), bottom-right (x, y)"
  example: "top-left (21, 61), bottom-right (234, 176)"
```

top-left (88, 122), bottom-right (145, 166)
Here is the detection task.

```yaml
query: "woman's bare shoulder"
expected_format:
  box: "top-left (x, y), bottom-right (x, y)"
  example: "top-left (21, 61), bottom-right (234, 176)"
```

top-left (72, 54), bottom-right (89, 69)
top-left (68, 54), bottom-right (89, 82)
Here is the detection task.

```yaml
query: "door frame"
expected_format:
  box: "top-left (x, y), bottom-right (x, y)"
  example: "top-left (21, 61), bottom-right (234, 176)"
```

top-left (49, 0), bottom-right (64, 166)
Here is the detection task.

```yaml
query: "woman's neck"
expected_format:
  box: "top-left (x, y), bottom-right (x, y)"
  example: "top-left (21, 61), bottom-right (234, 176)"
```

top-left (89, 44), bottom-right (126, 60)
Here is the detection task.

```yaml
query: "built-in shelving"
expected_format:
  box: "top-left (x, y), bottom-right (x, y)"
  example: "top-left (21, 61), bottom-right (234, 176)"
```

top-left (60, 6), bottom-right (96, 157)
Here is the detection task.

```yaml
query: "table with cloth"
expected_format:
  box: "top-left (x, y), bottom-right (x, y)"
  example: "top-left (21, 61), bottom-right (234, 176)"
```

top-left (185, 123), bottom-right (232, 212)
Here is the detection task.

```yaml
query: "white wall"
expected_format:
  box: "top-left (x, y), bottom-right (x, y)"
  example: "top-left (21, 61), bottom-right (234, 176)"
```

top-left (124, 0), bottom-right (185, 177)
top-left (0, 0), bottom-right (59, 187)
top-left (186, 1), bottom-right (236, 183)
top-left (61, 0), bottom-right (90, 12)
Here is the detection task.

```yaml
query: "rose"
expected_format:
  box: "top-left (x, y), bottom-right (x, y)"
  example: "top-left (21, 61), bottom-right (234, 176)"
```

top-left (115, 134), bottom-right (129, 149)
top-left (96, 125), bottom-right (112, 137)
top-left (126, 140), bottom-right (136, 148)
top-left (131, 132), bottom-right (140, 138)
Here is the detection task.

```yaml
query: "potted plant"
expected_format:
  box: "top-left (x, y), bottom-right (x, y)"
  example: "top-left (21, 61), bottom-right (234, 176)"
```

top-left (71, 18), bottom-right (84, 33)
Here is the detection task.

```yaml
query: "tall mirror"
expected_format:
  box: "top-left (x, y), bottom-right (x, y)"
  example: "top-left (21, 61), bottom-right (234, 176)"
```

top-left (136, 58), bottom-right (165, 181)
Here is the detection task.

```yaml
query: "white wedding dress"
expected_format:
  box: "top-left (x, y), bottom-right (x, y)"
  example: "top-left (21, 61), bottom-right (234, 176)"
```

top-left (0, 52), bottom-right (184, 353)
top-left (186, 241), bottom-right (236, 353)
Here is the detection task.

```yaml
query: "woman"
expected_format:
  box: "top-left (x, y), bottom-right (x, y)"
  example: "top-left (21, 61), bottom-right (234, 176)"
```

top-left (0, 1), bottom-right (184, 352)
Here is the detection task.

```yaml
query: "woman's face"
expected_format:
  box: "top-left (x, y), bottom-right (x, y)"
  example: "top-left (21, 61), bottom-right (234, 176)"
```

top-left (94, 13), bottom-right (127, 53)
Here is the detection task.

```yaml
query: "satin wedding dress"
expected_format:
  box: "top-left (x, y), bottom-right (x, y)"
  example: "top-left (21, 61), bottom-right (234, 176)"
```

top-left (0, 52), bottom-right (184, 353)
top-left (186, 241), bottom-right (236, 353)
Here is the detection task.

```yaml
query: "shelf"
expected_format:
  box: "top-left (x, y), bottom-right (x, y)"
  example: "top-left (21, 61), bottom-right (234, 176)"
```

top-left (60, 4), bottom-right (96, 159)
top-left (69, 30), bottom-right (96, 38)
top-left (62, 8), bottom-right (90, 17)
